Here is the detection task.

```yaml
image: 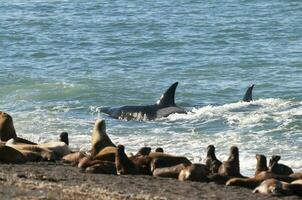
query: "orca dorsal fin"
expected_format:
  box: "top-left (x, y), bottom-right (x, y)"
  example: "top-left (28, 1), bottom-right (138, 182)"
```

top-left (243, 84), bottom-right (254, 102)
top-left (156, 82), bottom-right (178, 107)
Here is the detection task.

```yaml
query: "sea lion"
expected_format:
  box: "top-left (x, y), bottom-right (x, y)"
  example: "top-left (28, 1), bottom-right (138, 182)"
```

top-left (153, 163), bottom-right (188, 178)
top-left (78, 146), bottom-right (125, 169)
top-left (178, 164), bottom-right (210, 182)
top-left (5, 139), bottom-right (55, 161)
top-left (115, 145), bottom-right (150, 175)
top-left (253, 178), bottom-right (302, 197)
top-left (39, 141), bottom-right (71, 157)
top-left (253, 178), bottom-right (284, 195)
top-left (91, 119), bottom-right (116, 156)
top-left (218, 146), bottom-right (243, 178)
top-left (226, 155), bottom-right (296, 189)
top-left (85, 161), bottom-right (116, 174)
top-left (62, 151), bottom-right (87, 165)
top-left (0, 145), bottom-right (26, 164)
top-left (93, 146), bottom-right (117, 162)
top-left (150, 156), bottom-right (192, 172)
top-left (155, 147), bottom-right (164, 153)
top-left (226, 171), bottom-right (296, 189)
top-left (59, 132), bottom-right (69, 145)
top-left (6, 138), bottom-right (70, 159)
top-left (0, 112), bottom-right (36, 145)
top-left (100, 82), bottom-right (186, 121)
top-left (269, 155), bottom-right (293, 176)
top-left (115, 145), bottom-right (140, 175)
top-left (0, 111), bottom-right (17, 141)
top-left (205, 145), bottom-right (222, 174)
top-left (255, 154), bottom-right (269, 176)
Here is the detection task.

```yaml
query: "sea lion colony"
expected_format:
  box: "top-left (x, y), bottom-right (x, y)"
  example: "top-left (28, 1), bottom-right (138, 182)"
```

top-left (0, 111), bottom-right (301, 197)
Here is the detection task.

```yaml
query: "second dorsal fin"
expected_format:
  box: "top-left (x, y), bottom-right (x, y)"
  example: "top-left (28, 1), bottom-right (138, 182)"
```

top-left (243, 84), bottom-right (254, 102)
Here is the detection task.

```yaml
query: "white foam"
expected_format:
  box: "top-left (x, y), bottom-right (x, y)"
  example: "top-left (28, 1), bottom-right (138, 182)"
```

top-left (11, 98), bottom-right (302, 175)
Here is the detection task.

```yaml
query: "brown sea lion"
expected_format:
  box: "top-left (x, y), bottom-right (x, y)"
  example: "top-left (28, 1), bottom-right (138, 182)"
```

top-left (6, 139), bottom-right (55, 161)
top-left (0, 111), bottom-right (17, 141)
top-left (115, 145), bottom-right (151, 175)
top-left (253, 178), bottom-right (284, 195)
top-left (205, 145), bottom-right (222, 174)
top-left (0, 145), bottom-right (26, 164)
top-left (225, 171), bottom-right (296, 189)
top-left (218, 146), bottom-right (244, 178)
top-left (150, 156), bottom-right (192, 172)
top-left (226, 167), bottom-right (296, 189)
top-left (178, 164), bottom-right (210, 182)
top-left (91, 119), bottom-right (116, 156)
top-left (0, 112), bottom-right (36, 145)
top-left (115, 145), bottom-right (139, 175)
top-left (255, 154), bottom-right (269, 176)
top-left (85, 161), bottom-right (116, 174)
top-left (269, 155), bottom-right (293, 176)
top-left (6, 138), bottom-right (70, 159)
top-left (93, 146), bottom-right (117, 162)
top-left (153, 163), bottom-right (188, 178)
top-left (253, 178), bottom-right (302, 197)
top-left (39, 141), bottom-right (71, 157)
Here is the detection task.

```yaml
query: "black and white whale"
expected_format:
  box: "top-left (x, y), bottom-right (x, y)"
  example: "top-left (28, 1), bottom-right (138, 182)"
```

top-left (242, 84), bottom-right (254, 102)
top-left (100, 82), bottom-right (186, 121)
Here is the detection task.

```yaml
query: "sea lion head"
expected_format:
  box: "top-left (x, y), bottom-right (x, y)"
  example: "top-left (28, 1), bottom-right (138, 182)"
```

top-left (94, 119), bottom-right (106, 135)
top-left (59, 132), bottom-right (69, 146)
top-left (155, 147), bottom-right (164, 153)
top-left (269, 155), bottom-right (281, 167)
top-left (256, 154), bottom-right (267, 168)
top-left (229, 146), bottom-right (239, 160)
top-left (0, 111), bottom-right (17, 141)
top-left (255, 154), bottom-right (268, 175)
top-left (207, 145), bottom-right (215, 157)
top-left (253, 178), bottom-right (283, 196)
top-left (91, 119), bottom-right (115, 155)
top-left (136, 147), bottom-right (151, 156)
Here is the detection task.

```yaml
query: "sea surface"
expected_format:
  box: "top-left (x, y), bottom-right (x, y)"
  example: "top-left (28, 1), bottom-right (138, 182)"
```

top-left (1, 0), bottom-right (302, 175)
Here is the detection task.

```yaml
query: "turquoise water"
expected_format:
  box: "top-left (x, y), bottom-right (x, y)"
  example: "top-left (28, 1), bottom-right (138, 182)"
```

top-left (1, 1), bottom-right (302, 175)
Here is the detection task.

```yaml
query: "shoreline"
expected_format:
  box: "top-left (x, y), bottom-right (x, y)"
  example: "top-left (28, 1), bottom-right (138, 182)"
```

top-left (0, 162), bottom-right (300, 200)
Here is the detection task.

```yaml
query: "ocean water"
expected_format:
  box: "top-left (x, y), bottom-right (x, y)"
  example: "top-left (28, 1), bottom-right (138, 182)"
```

top-left (1, 1), bottom-right (302, 175)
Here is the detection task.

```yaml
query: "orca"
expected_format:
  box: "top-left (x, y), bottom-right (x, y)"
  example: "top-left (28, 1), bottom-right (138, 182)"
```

top-left (100, 82), bottom-right (186, 121)
top-left (242, 84), bottom-right (254, 102)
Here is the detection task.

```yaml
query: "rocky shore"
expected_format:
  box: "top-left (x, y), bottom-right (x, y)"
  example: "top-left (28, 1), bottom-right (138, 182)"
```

top-left (0, 162), bottom-right (300, 200)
